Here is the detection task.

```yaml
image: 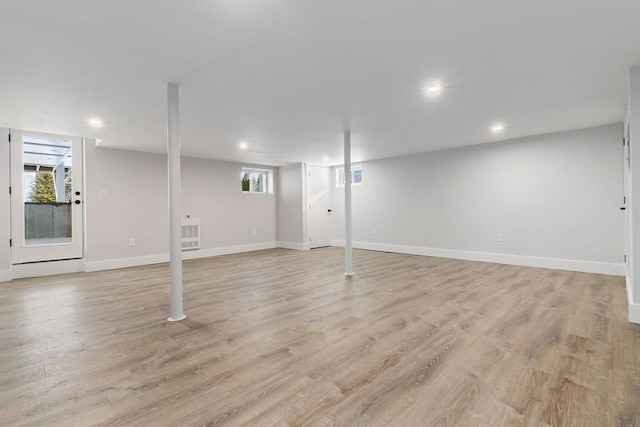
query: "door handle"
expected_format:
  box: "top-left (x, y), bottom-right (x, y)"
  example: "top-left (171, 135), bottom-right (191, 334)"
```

top-left (620, 207), bottom-right (626, 210)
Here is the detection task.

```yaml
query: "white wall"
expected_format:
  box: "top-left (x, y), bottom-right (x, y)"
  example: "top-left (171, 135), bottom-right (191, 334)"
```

top-left (0, 128), bottom-right (10, 280)
top-left (181, 157), bottom-right (277, 248)
top-left (84, 141), bottom-right (169, 265)
top-left (276, 163), bottom-right (308, 250)
top-left (628, 65), bottom-right (640, 323)
top-left (84, 141), bottom-right (277, 270)
top-left (333, 124), bottom-right (624, 275)
top-left (0, 132), bottom-right (278, 278)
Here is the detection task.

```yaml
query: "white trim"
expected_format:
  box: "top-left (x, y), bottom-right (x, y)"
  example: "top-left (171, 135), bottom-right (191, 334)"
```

top-left (85, 253), bottom-right (168, 272)
top-left (277, 241), bottom-right (310, 251)
top-left (0, 269), bottom-right (12, 282)
top-left (85, 242), bottom-right (277, 272)
top-left (302, 163), bottom-right (309, 247)
top-left (11, 258), bottom-right (85, 279)
top-left (331, 240), bottom-right (625, 276)
top-left (627, 276), bottom-right (640, 324)
top-left (182, 242), bottom-right (276, 260)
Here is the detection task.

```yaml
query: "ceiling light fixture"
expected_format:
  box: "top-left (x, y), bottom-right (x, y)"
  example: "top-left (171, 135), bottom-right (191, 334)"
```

top-left (238, 141), bottom-right (248, 150)
top-left (425, 85), bottom-right (441, 95)
top-left (88, 118), bottom-right (103, 127)
top-left (323, 156), bottom-right (329, 161)
top-left (491, 123), bottom-right (505, 133)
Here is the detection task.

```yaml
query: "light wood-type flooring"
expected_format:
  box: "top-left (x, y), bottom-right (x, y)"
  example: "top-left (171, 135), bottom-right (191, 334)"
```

top-left (1, 248), bottom-right (639, 426)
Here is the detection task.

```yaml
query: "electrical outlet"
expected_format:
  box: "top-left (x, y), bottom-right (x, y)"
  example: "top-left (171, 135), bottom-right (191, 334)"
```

top-left (129, 237), bottom-right (136, 247)
top-left (372, 227), bottom-right (377, 235)
top-left (98, 189), bottom-right (108, 198)
top-left (497, 233), bottom-right (503, 242)
top-left (251, 229), bottom-right (257, 236)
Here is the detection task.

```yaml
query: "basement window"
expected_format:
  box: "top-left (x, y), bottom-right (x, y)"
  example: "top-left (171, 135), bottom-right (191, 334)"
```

top-left (241, 168), bottom-right (272, 193)
top-left (336, 165), bottom-right (362, 187)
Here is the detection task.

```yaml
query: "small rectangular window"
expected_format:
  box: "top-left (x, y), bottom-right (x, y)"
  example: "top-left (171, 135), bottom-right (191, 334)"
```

top-left (336, 165), bottom-right (362, 187)
top-left (241, 168), bottom-right (272, 193)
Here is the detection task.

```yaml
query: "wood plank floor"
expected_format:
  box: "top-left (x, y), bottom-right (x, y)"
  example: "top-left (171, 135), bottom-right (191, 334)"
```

top-left (1, 248), bottom-right (638, 426)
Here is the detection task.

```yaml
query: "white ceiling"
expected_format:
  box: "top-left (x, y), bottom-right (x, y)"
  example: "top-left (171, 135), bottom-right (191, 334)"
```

top-left (1, 1), bottom-right (639, 166)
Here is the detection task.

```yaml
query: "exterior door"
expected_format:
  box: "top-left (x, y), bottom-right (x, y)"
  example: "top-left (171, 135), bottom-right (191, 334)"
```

top-left (10, 129), bottom-right (84, 264)
top-left (307, 165), bottom-right (332, 248)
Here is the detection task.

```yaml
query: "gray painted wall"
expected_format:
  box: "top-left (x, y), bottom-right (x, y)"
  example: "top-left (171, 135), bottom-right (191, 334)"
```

top-left (332, 123), bottom-right (623, 266)
top-left (84, 142), bottom-right (170, 262)
top-left (84, 141), bottom-right (277, 263)
top-left (0, 123), bottom-right (626, 285)
top-left (0, 135), bottom-right (278, 277)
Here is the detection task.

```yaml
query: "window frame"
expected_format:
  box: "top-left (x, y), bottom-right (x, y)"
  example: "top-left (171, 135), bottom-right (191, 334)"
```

top-left (241, 167), bottom-right (273, 194)
top-left (336, 165), bottom-right (362, 187)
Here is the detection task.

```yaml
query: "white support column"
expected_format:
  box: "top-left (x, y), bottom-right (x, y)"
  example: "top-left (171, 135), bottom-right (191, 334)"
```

top-left (344, 130), bottom-right (353, 276)
top-left (628, 65), bottom-right (640, 324)
top-left (167, 82), bottom-right (186, 322)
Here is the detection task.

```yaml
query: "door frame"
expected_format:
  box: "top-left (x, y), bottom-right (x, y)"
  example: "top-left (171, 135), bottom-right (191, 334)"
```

top-left (623, 116), bottom-right (631, 281)
top-left (10, 129), bottom-right (85, 264)
top-left (307, 164), bottom-right (333, 249)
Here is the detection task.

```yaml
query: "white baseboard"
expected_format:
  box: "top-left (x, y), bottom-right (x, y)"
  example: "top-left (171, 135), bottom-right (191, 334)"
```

top-left (0, 269), bottom-right (12, 282)
top-left (182, 242), bottom-right (277, 260)
top-left (277, 241), bottom-right (310, 251)
top-left (85, 242), bottom-right (278, 272)
top-left (84, 253), bottom-right (168, 272)
top-left (10, 259), bottom-right (85, 280)
top-left (331, 240), bottom-right (625, 276)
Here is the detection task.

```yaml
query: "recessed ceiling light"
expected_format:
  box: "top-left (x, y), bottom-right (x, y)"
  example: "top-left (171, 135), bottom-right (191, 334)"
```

top-left (491, 123), bottom-right (505, 133)
top-left (88, 118), bottom-right (103, 127)
top-left (323, 156), bottom-right (329, 161)
top-left (238, 141), bottom-right (248, 150)
top-left (424, 85), bottom-right (441, 96)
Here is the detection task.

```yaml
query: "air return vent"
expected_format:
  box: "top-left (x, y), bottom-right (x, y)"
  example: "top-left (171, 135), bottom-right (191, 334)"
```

top-left (181, 217), bottom-right (200, 251)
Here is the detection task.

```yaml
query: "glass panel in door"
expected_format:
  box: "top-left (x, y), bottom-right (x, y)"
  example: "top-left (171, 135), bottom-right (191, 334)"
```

top-left (22, 134), bottom-right (73, 246)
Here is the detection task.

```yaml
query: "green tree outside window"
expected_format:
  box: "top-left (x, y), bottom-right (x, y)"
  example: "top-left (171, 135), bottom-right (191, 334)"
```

top-left (28, 172), bottom-right (56, 203)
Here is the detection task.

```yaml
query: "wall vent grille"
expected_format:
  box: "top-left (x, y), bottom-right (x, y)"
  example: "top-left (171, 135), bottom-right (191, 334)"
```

top-left (181, 217), bottom-right (200, 251)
